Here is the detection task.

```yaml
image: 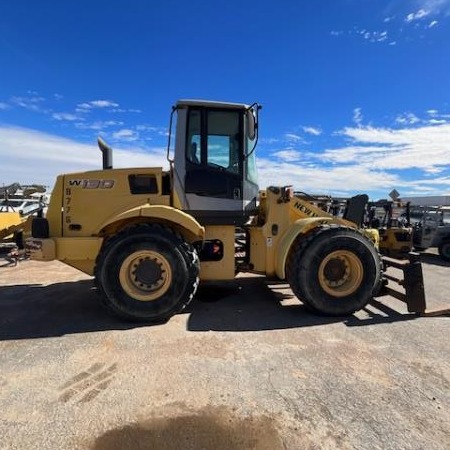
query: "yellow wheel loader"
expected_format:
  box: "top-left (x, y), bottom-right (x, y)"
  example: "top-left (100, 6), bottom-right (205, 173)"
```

top-left (26, 100), bottom-right (423, 322)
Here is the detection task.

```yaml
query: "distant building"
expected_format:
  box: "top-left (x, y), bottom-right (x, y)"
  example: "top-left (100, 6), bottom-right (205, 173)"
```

top-left (401, 196), bottom-right (450, 207)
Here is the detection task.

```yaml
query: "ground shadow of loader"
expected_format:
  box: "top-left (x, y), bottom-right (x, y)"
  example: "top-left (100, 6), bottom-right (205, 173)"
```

top-left (0, 273), bottom-right (426, 341)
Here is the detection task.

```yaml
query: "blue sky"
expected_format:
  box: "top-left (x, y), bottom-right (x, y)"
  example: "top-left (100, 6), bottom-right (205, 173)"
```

top-left (1, 0), bottom-right (449, 200)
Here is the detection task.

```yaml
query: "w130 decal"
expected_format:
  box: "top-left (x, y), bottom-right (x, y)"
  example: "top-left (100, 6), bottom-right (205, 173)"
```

top-left (68, 179), bottom-right (115, 189)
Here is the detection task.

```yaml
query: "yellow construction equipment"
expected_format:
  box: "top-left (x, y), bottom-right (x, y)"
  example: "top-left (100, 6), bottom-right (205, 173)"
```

top-left (367, 200), bottom-right (414, 258)
top-left (26, 100), bottom-right (424, 321)
top-left (1, 188), bottom-right (44, 247)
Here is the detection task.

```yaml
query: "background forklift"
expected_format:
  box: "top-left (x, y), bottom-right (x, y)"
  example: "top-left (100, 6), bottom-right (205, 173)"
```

top-left (367, 200), bottom-right (413, 258)
top-left (26, 100), bottom-right (426, 322)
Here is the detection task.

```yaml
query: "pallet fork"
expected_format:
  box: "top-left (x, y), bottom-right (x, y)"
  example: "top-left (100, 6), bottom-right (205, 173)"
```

top-left (378, 252), bottom-right (449, 316)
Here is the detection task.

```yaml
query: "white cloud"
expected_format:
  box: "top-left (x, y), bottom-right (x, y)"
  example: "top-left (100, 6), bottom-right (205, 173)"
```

top-left (353, 107), bottom-right (363, 126)
top-left (427, 118), bottom-right (447, 124)
top-left (284, 133), bottom-right (303, 142)
top-left (52, 112), bottom-right (82, 121)
top-left (10, 95), bottom-right (47, 113)
top-left (112, 128), bottom-right (139, 141)
top-left (395, 113), bottom-right (420, 125)
top-left (358, 29), bottom-right (389, 43)
top-left (405, 9), bottom-right (430, 22)
top-left (416, 109), bottom-right (450, 124)
top-left (76, 99), bottom-right (119, 111)
top-left (257, 116), bottom-right (446, 197)
top-left (418, 0), bottom-right (450, 14)
top-left (332, 3), bottom-right (447, 47)
top-left (76, 102), bottom-right (92, 110)
top-left (90, 100), bottom-right (119, 108)
top-left (259, 137), bottom-right (280, 145)
top-left (75, 120), bottom-right (123, 130)
top-left (413, 174), bottom-right (450, 184)
top-left (256, 157), bottom-right (401, 195)
top-left (136, 125), bottom-right (160, 132)
top-left (110, 108), bottom-right (142, 113)
top-left (423, 167), bottom-right (444, 174)
top-left (0, 126), bottom-right (168, 187)
top-left (0, 102), bottom-right (9, 110)
top-left (261, 121), bottom-right (449, 197)
top-left (1, 121), bottom-right (448, 199)
top-left (302, 126), bottom-right (322, 136)
top-left (324, 123), bottom-right (450, 171)
top-left (271, 150), bottom-right (302, 162)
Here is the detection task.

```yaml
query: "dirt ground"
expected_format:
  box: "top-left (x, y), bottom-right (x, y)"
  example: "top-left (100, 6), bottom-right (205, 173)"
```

top-left (0, 251), bottom-right (449, 450)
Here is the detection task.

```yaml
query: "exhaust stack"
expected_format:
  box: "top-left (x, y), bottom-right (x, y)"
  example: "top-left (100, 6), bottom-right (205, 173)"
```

top-left (97, 137), bottom-right (113, 170)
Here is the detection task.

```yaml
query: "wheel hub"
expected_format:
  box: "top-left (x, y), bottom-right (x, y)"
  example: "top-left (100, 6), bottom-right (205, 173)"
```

top-left (318, 250), bottom-right (363, 298)
top-left (119, 250), bottom-right (172, 301)
top-left (134, 258), bottom-right (163, 286)
top-left (323, 258), bottom-right (348, 286)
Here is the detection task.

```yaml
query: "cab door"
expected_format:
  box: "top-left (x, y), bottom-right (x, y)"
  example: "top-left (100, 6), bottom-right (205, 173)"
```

top-left (184, 108), bottom-right (244, 224)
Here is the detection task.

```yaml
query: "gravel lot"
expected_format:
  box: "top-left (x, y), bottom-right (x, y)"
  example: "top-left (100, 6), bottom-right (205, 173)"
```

top-left (0, 251), bottom-right (449, 450)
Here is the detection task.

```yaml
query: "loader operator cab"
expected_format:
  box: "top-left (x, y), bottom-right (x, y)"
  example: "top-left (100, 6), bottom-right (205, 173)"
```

top-left (171, 100), bottom-right (260, 226)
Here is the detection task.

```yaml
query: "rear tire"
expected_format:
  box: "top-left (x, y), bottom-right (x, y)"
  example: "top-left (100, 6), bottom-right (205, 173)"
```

top-left (286, 226), bottom-right (382, 316)
top-left (94, 224), bottom-right (199, 322)
top-left (438, 240), bottom-right (450, 262)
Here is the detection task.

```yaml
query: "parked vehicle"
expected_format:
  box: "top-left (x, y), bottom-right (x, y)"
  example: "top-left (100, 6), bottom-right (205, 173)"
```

top-left (412, 206), bottom-right (450, 261)
top-left (0, 198), bottom-right (44, 216)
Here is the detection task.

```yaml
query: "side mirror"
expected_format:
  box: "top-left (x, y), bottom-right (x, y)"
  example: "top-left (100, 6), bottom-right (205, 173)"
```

top-left (247, 109), bottom-right (256, 140)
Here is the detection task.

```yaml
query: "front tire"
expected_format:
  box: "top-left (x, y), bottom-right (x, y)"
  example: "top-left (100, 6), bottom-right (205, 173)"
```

top-left (95, 224), bottom-right (199, 322)
top-left (286, 226), bottom-right (382, 316)
top-left (438, 240), bottom-right (450, 262)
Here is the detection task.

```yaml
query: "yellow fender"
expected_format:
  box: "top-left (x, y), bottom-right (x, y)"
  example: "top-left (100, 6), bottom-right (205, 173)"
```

top-left (275, 217), bottom-right (344, 279)
top-left (99, 204), bottom-right (205, 241)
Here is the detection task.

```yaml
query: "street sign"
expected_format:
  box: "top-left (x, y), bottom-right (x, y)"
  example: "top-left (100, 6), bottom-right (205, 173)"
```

top-left (389, 189), bottom-right (400, 201)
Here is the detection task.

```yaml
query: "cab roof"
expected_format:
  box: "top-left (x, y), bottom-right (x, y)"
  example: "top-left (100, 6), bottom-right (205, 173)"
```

top-left (176, 99), bottom-right (250, 110)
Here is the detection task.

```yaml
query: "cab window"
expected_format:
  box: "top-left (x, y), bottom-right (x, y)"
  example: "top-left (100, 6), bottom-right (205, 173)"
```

top-left (186, 108), bottom-right (241, 174)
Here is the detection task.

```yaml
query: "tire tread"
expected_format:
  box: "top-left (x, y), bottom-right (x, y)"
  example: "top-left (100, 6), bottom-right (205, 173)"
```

top-left (94, 223), bottom-right (199, 322)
